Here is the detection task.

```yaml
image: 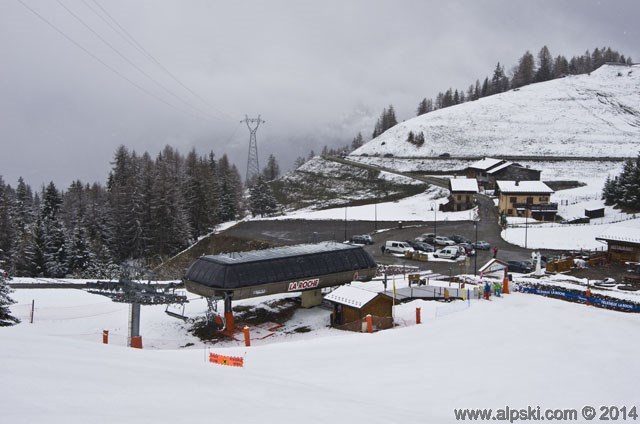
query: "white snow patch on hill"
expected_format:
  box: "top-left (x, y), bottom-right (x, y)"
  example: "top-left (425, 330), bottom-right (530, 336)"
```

top-left (353, 64), bottom-right (640, 158)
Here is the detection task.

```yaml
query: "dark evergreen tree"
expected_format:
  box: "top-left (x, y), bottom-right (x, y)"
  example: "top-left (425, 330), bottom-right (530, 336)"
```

top-left (552, 55), bottom-right (569, 78)
top-left (248, 176), bottom-right (278, 217)
top-left (535, 46), bottom-right (553, 82)
top-left (66, 225), bottom-right (93, 277)
top-left (351, 132), bottom-right (365, 150)
top-left (416, 98), bottom-right (434, 116)
top-left (262, 154), bottom-right (280, 181)
top-left (0, 177), bottom-right (13, 272)
top-left (602, 153), bottom-right (640, 210)
top-left (0, 271), bottom-right (19, 326)
top-left (491, 63), bottom-right (509, 94)
top-left (512, 51), bottom-right (535, 88)
top-left (372, 105), bottom-right (398, 138)
top-left (149, 146), bottom-right (191, 258)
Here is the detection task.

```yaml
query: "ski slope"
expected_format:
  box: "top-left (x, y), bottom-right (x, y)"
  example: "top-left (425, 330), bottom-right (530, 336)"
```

top-left (353, 64), bottom-right (640, 159)
top-left (2, 286), bottom-right (640, 424)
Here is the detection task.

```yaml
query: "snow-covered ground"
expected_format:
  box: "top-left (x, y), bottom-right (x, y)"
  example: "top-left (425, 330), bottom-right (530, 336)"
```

top-left (352, 64), bottom-right (640, 159)
top-left (260, 186), bottom-right (474, 222)
top-left (3, 279), bottom-right (640, 423)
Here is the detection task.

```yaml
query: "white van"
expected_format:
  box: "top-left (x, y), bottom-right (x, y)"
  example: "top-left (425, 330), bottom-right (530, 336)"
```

top-left (433, 246), bottom-right (460, 260)
top-left (384, 241), bottom-right (414, 255)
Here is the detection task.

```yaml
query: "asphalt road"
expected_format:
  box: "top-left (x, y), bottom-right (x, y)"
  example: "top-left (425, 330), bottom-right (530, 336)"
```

top-left (222, 204), bottom-right (558, 277)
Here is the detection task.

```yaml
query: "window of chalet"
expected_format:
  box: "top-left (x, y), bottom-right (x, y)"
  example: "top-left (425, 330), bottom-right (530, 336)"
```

top-left (509, 196), bottom-right (516, 204)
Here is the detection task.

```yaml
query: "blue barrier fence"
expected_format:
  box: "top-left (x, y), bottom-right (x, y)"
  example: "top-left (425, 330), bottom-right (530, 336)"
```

top-left (519, 286), bottom-right (640, 313)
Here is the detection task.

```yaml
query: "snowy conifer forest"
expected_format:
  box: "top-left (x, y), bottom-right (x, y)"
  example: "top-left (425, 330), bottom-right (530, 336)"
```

top-left (0, 145), bottom-right (246, 278)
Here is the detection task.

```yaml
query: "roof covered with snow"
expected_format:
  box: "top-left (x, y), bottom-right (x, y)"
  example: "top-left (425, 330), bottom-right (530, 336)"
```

top-left (496, 180), bottom-right (553, 194)
top-left (449, 178), bottom-right (479, 193)
top-left (324, 285), bottom-right (379, 308)
top-left (596, 226), bottom-right (640, 245)
top-left (486, 161), bottom-right (514, 174)
top-left (468, 157), bottom-right (504, 170)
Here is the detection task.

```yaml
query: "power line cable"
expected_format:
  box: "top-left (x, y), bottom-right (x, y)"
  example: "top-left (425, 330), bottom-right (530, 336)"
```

top-left (88, 0), bottom-right (236, 121)
top-left (54, 0), bottom-right (216, 121)
top-left (15, 0), bottom-right (210, 121)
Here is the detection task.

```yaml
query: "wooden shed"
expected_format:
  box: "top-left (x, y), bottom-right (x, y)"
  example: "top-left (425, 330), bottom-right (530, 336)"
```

top-left (596, 226), bottom-right (640, 263)
top-left (324, 286), bottom-right (394, 331)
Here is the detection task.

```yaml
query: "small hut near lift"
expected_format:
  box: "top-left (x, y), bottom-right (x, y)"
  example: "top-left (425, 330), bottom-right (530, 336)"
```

top-left (325, 285), bottom-right (394, 332)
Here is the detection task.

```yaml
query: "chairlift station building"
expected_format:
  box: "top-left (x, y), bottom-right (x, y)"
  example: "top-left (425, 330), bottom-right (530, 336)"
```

top-left (184, 243), bottom-right (377, 302)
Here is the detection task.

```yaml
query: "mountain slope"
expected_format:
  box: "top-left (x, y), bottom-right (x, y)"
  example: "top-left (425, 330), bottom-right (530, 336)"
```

top-left (352, 64), bottom-right (640, 158)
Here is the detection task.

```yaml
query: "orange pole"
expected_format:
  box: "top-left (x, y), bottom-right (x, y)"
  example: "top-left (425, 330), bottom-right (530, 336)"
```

top-left (502, 275), bottom-right (509, 294)
top-left (366, 314), bottom-right (373, 333)
top-left (586, 289), bottom-right (592, 306)
top-left (243, 326), bottom-right (251, 347)
top-left (102, 330), bottom-right (109, 344)
top-left (416, 307), bottom-right (421, 324)
top-left (130, 335), bottom-right (142, 349)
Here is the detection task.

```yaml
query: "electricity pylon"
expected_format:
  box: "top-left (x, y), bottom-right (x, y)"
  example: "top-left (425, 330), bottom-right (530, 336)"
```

top-left (242, 115), bottom-right (265, 183)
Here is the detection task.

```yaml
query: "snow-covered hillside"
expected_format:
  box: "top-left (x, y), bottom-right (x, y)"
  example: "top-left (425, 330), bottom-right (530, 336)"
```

top-left (353, 64), bottom-right (640, 158)
top-left (3, 284), bottom-right (640, 423)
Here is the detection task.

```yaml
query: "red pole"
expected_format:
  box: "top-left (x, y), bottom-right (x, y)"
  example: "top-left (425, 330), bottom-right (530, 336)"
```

top-left (102, 330), bottom-right (109, 344)
top-left (366, 314), bottom-right (373, 333)
top-left (243, 326), bottom-right (251, 347)
top-left (416, 307), bottom-right (421, 324)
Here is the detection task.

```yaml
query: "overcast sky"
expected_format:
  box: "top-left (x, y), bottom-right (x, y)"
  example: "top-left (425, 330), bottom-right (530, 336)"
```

top-left (1, 0), bottom-right (638, 189)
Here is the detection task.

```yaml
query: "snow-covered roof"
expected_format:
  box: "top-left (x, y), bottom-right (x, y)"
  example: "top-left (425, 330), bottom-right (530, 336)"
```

top-left (449, 178), bottom-right (479, 193)
top-left (324, 285), bottom-right (379, 308)
top-left (496, 180), bottom-right (553, 194)
top-left (596, 226), bottom-right (640, 245)
top-left (486, 161), bottom-right (514, 174)
top-left (468, 157), bottom-right (503, 171)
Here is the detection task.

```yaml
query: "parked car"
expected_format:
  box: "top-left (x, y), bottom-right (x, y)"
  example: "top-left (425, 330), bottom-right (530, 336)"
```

top-left (449, 235), bottom-right (470, 244)
top-left (507, 260), bottom-right (533, 273)
top-left (472, 240), bottom-right (491, 250)
top-left (406, 240), bottom-right (435, 252)
top-left (350, 234), bottom-right (374, 245)
top-left (434, 236), bottom-right (456, 246)
top-left (415, 233), bottom-right (436, 244)
top-left (458, 242), bottom-right (476, 256)
top-left (384, 241), bottom-right (414, 255)
top-left (433, 246), bottom-right (460, 260)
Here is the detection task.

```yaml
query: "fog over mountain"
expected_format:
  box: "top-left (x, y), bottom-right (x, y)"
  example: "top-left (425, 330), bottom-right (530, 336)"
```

top-left (1, 0), bottom-right (638, 188)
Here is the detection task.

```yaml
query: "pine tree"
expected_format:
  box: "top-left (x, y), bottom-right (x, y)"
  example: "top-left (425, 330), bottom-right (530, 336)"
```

top-left (535, 46), bottom-right (553, 82)
top-left (149, 146), bottom-right (191, 258)
top-left (249, 176), bottom-right (278, 217)
top-left (0, 271), bottom-right (19, 326)
top-left (262, 154), bottom-right (280, 181)
top-left (491, 63), bottom-right (509, 94)
top-left (351, 132), bottom-right (364, 151)
top-left (552, 55), bottom-right (569, 78)
top-left (512, 51), bottom-right (535, 88)
top-left (0, 177), bottom-right (13, 272)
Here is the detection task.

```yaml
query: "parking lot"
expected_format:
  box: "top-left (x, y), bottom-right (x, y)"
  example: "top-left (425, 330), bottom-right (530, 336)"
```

top-left (223, 217), bottom-right (559, 278)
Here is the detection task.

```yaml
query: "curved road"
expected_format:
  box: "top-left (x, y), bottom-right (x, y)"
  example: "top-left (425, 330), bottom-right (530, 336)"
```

top-left (222, 158), bottom-right (559, 277)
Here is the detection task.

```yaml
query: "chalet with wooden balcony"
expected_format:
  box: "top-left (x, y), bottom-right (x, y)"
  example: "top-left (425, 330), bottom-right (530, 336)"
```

top-left (495, 180), bottom-right (557, 221)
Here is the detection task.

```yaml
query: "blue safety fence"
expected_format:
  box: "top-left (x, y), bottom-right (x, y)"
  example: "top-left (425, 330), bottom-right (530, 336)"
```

top-left (518, 285), bottom-right (640, 313)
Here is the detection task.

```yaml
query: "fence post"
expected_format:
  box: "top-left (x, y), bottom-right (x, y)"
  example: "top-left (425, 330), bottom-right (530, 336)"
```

top-left (416, 307), bottom-right (421, 324)
top-left (366, 314), bottom-right (373, 333)
top-left (30, 299), bottom-right (35, 324)
top-left (244, 326), bottom-right (251, 347)
top-left (102, 329), bottom-right (109, 344)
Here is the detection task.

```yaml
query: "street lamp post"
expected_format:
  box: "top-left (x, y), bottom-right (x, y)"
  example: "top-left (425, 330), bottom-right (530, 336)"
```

top-left (430, 202), bottom-right (437, 236)
top-left (474, 219), bottom-right (479, 276)
top-left (344, 206), bottom-right (348, 242)
top-left (524, 204), bottom-right (529, 249)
